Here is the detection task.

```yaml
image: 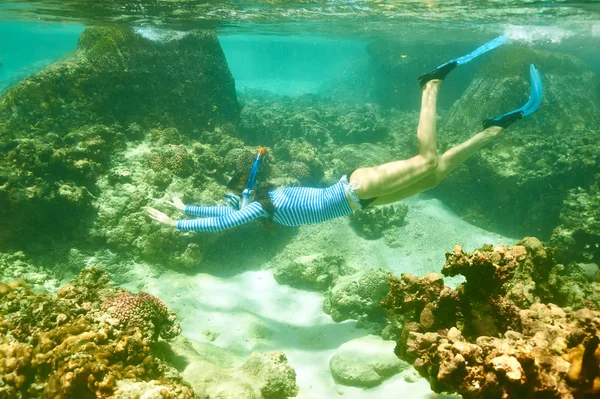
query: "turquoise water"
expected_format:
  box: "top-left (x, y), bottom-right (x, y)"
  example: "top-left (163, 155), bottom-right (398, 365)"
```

top-left (1, 2), bottom-right (600, 399)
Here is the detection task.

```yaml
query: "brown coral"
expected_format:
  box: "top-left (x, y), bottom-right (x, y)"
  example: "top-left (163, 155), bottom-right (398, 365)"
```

top-left (382, 239), bottom-right (600, 399)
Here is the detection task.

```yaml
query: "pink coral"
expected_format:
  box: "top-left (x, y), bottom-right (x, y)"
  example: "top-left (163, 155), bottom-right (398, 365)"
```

top-left (102, 291), bottom-right (181, 341)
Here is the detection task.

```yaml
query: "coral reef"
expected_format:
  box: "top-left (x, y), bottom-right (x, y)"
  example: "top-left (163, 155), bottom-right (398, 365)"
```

top-left (349, 203), bottom-right (408, 240)
top-left (0, 251), bottom-right (59, 290)
top-left (323, 268), bottom-right (390, 332)
top-left (273, 138), bottom-right (324, 184)
top-left (0, 25), bottom-right (242, 273)
top-left (0, 268), bottom-right (191, 399)
top-left (432, 46), bottom-right (600, 239)
top-left (0, 124), bottom-right (125, 247)
top-left (381, 238), bottom-right (600, 398)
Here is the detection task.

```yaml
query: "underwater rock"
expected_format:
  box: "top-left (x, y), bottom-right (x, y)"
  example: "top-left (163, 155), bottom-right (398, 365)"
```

top-left (549, 176), bottom-right (600, 266)
top-left (166, 336), bottom-right (300, 399)
top-left (443, 46), bottom-right (600, 136)
top-left (381, 239), bottom-right (600, 398)
top-left (0, 26), bottom-right (238, 137)
top-left (349, 203), bottom-right (408, 240)
top-left (273, 253), bottom-right (349, 292)
top-left (329, 335), bottom-right (409, 388)
top-left (323, 268), bottom-right (390, 333)
top-left (0, 251), bottom-right (60, 291)
top-left (114, 379), bottom-right (194, 399)
top-left (239, 92), bottom-right (390, 149)
top-left (432, 46), bottom-right (600, 239)
top-left (0, 268), bottom-right (191, 399)
top-left (239, 352), bottom-right (299, 399)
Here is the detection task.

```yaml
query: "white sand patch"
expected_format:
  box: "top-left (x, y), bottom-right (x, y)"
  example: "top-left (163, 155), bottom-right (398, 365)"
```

top-left (123, 269), bottom-right (451, 399)
top-left (267, 195), bottom-right (516, 282)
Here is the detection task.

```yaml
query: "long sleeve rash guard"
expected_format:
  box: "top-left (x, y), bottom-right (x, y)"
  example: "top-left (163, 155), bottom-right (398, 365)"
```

top-left (177, 179), bottom-right (355, 233)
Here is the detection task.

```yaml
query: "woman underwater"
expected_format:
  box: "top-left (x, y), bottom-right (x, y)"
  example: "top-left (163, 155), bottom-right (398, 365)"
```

top-left (147, 35), bottom-right (543, 232)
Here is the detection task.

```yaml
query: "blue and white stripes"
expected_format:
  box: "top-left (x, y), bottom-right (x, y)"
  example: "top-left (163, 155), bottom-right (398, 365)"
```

top-left (177, 178), bottom-right (355, 232)
top-left (185, 205), bottom-right (235, 217)
top-left (270, 180), bottom-right (353, 226)
top-left (178, 202), bottom-right (268, 232)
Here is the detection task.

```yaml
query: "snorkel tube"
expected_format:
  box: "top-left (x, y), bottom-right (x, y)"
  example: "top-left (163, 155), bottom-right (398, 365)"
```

top-left (240, 147), bottom-right (265, 209)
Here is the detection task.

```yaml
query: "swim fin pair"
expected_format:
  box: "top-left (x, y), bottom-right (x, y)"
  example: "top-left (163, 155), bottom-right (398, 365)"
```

top-left (419, 35), bottom-right (543, 129)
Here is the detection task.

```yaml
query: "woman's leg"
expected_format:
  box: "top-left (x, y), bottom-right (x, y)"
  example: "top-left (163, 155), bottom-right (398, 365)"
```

top-left (349, 80), bottom-right (442, 199)
top-left (369, 125), bottom-right (503, 206)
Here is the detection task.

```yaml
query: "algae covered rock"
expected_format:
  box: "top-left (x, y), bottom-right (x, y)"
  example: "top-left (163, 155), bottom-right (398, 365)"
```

top-left (239, 92), bottom-right (390, 149)
top-left (329, 335), bottom-right (409, 388)
top-left (323, 268), bottom-right (390, 332)
top-left (273, 253), bottom-right (349, 292)
top-left (432, 46), bottom-right (600, 239)
top-left (549, 176), bottom-right (600, 266)
top-left (0, 26), bottom-right (238, 137)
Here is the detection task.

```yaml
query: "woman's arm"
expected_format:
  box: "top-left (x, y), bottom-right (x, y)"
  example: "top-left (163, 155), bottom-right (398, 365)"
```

top-left (177, 202), bottom-right (268, 232)
top-left (164, 190), bottom-right (235, 216)
top-left (184, 205), bottom-right (235, 217)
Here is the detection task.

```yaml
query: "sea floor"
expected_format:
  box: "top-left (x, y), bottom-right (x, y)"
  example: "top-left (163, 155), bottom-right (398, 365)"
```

top-left (118, 196), bottom-right (515, 398)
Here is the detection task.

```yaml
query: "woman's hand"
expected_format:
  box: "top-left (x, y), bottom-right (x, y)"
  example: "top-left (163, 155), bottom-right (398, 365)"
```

top-left (146, 207), bottom-right (178, 227)
top-left (165, 189), bottom-right (185, 211)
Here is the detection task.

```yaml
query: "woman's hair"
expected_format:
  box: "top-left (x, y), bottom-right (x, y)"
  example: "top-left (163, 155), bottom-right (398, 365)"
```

top-left (226, 172), bottom-right (275, 218)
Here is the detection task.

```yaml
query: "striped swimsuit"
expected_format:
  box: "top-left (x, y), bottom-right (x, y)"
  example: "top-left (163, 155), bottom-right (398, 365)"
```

top-left (177, 178), bottom-right (357, 232)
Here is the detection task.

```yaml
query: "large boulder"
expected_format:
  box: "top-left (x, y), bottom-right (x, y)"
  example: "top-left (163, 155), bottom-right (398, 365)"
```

top-left (329, 335), bottom-right (409, 388)
top-left (432, 46), bottom-right (600, 238)
top-left (323, 268), bottom-right (390, 332)
top-left (0, 26), bottom-right (238, 138)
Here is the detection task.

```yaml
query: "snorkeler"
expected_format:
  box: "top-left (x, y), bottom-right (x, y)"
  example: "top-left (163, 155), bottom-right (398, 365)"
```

top-left (147, 35), bottom-right (543, 232)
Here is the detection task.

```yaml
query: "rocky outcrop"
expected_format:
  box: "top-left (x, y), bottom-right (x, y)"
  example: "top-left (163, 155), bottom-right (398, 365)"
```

top-left (432, 46), bottom-right (600, 239)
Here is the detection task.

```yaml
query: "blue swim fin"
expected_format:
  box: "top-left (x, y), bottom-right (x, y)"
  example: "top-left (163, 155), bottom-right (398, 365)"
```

top-left (419, 35), bottom-right (509, 87)
top-left (482, 64), bottom-right (543, 129)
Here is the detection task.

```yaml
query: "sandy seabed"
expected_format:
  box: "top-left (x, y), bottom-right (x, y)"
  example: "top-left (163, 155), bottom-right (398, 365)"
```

top-left (122, 196), bottom-right (514, 399)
